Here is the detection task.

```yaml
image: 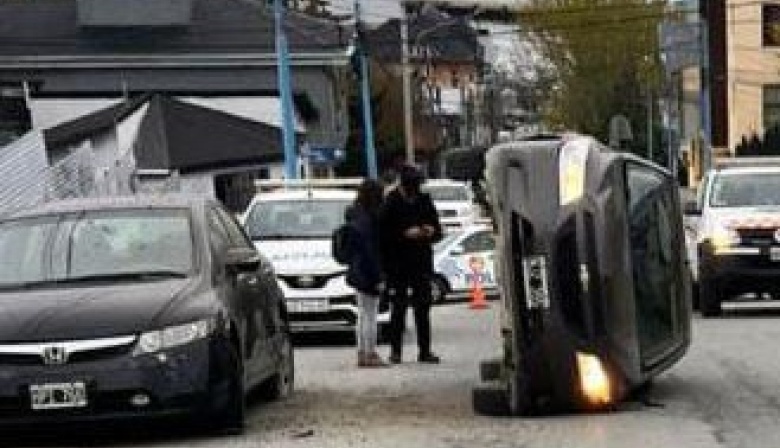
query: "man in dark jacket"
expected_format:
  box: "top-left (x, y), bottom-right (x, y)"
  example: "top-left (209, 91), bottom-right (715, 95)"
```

top-left (380, 165), bottom-right (443, 364)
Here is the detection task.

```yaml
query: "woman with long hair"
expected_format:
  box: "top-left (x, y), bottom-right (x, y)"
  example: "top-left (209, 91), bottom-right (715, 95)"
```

top-left (345, 179), bottom-right (388, 367)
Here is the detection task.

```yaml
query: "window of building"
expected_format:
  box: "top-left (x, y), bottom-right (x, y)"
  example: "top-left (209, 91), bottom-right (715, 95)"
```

top-left (763, 85), bottom-right (780, 128)
top-left (0, 83), bottom-right (32, 147)
top-left (763, 4), bottom-right (780, 46)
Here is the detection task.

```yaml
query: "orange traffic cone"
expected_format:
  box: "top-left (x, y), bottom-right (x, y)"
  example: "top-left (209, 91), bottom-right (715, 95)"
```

top-left (468, 276), bottom-right (489, 310)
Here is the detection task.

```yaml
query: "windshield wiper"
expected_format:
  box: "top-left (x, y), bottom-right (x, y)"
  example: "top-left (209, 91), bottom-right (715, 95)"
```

top-left (56, 271), bottom-right (189, 283)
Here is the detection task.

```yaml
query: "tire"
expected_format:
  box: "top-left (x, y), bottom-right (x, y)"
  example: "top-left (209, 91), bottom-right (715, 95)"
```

top-left (472, 382), bottom-right (510, 416)
top-left (431, 276), bottom-right (449, 304)
top-left (699, 277), bottom-right (722, 317)
top-left (260, 330), bottom-right (295, 401)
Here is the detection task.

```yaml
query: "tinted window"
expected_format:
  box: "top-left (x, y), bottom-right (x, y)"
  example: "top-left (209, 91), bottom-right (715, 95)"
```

top-left (461, 231), bottom-right (495, 253)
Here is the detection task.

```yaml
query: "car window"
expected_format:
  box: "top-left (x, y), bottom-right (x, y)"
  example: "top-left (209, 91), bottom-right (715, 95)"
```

top-left (244, 198), bottom-right (351, 239)
top-left (214, 205), bottom-right (254, 250)
top-left (461, 231), bottom-right (495, 253)
top-left (207, 208), bottom-right (232, 253)
top-left (0, 218), bottom-right (55, 284)
top-left (424, 184), bottom-right (470, 201)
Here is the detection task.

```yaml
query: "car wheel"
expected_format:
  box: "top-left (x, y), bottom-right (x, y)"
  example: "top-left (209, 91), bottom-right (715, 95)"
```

top-left (213, 340), bottom-right (245, 434)
top-left (431, 276), bottom-right (449, 304)
top-left (699, 277), bottom-right (722, 317)
top-left (261, 330), bottom-right (295, 400)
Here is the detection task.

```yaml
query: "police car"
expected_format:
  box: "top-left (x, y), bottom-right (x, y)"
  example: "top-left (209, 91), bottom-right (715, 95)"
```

top-left (242, 181), bottom-right (390, 332)
top-left (432, 223), bottom-right (498, 302)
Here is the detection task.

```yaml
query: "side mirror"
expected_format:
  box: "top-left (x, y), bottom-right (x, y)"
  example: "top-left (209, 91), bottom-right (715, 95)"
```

top-left (225, 247), bottom-right (261, 273)
top-left (683, 200), bottom-right (701, 216)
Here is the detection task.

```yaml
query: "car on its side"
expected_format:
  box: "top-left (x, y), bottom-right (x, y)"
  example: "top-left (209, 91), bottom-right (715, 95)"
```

top-left (0, 196), bottom-right (293, 432)
top-left (432, 224), bottom-right (498, 302)
top-left (423, 179), bottom-right (481, 229)
top-left (242, 186), bottom-right (390, 333)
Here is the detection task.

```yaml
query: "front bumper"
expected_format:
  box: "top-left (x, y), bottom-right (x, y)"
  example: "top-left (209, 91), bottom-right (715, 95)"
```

top-left (699, 243), bottom-right (780, 292)
top-left (0, 337), bottom-right (229, 425)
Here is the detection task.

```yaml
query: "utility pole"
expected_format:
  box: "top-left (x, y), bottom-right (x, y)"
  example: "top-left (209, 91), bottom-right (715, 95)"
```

top-left (401, 5), bottom-right (415, 165)
top-left (274, 0), bottom-right (299, 179)
top-left (354, 0), bottom-right (378, 179)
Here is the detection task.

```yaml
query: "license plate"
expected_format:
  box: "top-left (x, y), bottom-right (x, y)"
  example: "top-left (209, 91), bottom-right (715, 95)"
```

top-left (30, 382), bottom-right (88, 410)
top-left (289, 299), bottom-right (328, 313)
top-left (771, 247), bottom-right (780, 262)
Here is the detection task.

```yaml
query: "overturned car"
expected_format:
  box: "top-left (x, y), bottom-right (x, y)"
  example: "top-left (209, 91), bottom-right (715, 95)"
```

top-left (473, 134), bottom-right (692, 415)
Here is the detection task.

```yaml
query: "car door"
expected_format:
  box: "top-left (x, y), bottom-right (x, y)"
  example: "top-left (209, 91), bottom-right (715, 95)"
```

top-left (457, 230), bottom-right (497, 290)
top-left (213, 205), bottom-right (279, 380)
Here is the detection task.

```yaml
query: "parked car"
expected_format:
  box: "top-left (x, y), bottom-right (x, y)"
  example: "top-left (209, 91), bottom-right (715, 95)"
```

top-left (432, 224), bottom-right (498, 302)
top-left (242, 183), bottom-right (390, 333)
top-left (422, 179), bottom-right (481, 229)
top-left (0, 196), bottom-right (293, 432)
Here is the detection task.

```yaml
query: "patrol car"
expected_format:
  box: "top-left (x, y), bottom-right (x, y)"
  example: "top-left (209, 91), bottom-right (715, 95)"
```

top-left (689, 158), bottom-right (780, 316)
top-left (432, 224), bottom-right (498, 302)
top-left (423, 179), bottom-right (481, 229)
top-left (242, 181), bottom-right (390, 332)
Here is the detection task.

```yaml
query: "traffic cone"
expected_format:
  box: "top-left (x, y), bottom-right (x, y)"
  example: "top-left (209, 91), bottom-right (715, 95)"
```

top-left (468, 276), bottom-right (489, 310)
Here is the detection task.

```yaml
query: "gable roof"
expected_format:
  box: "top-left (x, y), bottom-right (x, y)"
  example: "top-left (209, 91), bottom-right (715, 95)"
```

top-left (0, 0), bottom-right (348, 57)
top-left (44, 94), bottom-right (298, 173)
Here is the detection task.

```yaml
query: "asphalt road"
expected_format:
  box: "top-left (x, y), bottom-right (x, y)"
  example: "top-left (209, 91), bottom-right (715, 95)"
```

top-left (5, 302), bottom-right (780, 448)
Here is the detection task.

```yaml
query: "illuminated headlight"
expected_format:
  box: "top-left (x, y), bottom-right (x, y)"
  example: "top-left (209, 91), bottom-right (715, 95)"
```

top-left (576, 352), bottom-right (612, 406)
top-left (559, 139), bottom-right (590, 206)
top-left (707, 225), bottom-right (740, 253)
top-left (134, 319), bottom-right (216, 355)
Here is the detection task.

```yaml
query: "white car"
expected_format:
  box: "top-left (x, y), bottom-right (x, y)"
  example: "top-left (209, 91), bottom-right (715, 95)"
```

top-left (423, 179), bottom-right (481, 229)
top-left (242, 186), bottom-right (389, 332)
top-left (432, 224), bottom-right (498, 302)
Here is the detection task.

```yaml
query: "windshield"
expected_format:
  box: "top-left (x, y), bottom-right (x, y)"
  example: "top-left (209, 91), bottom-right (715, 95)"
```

top-left (424, 185), bottom-right (470, 202)
top-left (710, 172), bottom-right (780, 207)
top-left (0, 209), bottom-right (193, 287)
top-left (244, 199), bottom-right (351, 239)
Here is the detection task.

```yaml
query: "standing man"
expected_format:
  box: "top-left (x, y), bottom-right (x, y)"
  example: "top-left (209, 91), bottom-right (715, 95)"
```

top-left (380, 165), bottom-right (443, 364)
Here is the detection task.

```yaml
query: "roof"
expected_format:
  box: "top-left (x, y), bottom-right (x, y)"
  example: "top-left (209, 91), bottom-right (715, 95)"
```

top-left (44, 94), bottom-right (292, 172)
top-left (0, 0), bottom-right (347, 57)
top-left (8, 194), bottom-right (209, 219)
top-left (365, 8), bottom-right (481, 64)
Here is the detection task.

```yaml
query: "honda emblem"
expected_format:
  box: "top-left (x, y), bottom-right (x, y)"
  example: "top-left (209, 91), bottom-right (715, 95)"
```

top-left (41, 346), bottom-right (69, 365)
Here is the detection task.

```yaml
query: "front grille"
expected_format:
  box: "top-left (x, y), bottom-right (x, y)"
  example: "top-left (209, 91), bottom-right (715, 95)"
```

top-left (279, 273), bottom-right (342, 289)
top-left (737, 228), bottom-right (778, 246)
top-left (0, 336), bottom-right (136, 366)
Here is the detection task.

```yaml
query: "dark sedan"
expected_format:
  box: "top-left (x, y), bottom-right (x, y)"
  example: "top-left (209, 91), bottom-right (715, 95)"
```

top-left (0, 196), bottom-right (293, 433)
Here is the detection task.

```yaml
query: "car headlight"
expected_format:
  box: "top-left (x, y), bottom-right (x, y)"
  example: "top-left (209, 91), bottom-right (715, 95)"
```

top-left (707, 225), bottom-right (740, 253)
top-left (134, 319), bottom-right (216, 355)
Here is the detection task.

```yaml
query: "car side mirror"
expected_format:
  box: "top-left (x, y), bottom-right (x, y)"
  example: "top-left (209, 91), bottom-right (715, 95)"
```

top-left (225, 247), bottom-right (261, 273)
top-left (683, 200), bottom-right (701, 216)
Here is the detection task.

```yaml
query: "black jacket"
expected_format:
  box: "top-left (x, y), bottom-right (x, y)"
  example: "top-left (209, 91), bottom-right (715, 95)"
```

top-left (345, 205), bottom-right (383, 295)
top-left (379, 187), bottom-right (443, 283)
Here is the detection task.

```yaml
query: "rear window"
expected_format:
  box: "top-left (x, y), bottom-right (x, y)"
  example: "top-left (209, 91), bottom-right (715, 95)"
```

top-left (424, 184), bottom-right (470, 202)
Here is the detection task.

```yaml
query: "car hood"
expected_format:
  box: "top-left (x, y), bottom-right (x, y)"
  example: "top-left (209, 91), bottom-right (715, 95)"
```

top-left (253, 239), bottom-right (343, 275)
top-left (0, 279), bottom-right (193, 342)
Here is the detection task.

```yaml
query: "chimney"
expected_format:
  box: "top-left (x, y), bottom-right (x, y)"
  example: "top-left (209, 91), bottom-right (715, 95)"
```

top-left (77, 0), bottom-right (193, 27)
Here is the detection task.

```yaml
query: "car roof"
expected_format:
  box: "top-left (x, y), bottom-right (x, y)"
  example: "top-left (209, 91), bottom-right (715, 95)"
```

top-left (252, 188), bottom-right (356, 201)
top-left (8, 194), bottom-right (208, 219)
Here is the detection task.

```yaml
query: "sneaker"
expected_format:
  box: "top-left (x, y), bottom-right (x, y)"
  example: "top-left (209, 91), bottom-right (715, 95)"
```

top-left (389, 353), bottom-right (402, 364)
top-left (418, 353), bottom-right (441, 364)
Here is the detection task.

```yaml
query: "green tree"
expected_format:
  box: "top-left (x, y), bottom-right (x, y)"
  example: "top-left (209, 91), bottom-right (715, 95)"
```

top-left (517, 0), bottom-right (667, 152)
